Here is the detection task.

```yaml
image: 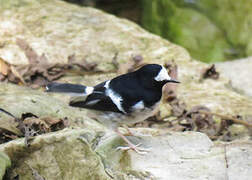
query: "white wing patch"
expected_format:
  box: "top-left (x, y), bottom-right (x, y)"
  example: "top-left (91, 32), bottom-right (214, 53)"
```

top-left (105, 80), bottom-right (126, 114)
top-left (132, 101), bottom-right (145, 110)
top-left (85, 99), bottom-right (100, 106)
top-left (85, 86), bottom-right (94, 95)
top-left (154, 66), bottom-right (171, 81)
top-left (104, 80), bottom-right (110, 88)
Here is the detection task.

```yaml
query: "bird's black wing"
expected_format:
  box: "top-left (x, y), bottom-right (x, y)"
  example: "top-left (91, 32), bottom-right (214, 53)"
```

top-left (109, 72), bottom-right (162, 111)
top-left (69, 81), bottom-right (122, 113)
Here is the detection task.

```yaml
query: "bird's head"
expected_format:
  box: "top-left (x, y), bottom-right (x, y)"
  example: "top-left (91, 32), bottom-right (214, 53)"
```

top-left (137, 64), bottom-right (180, 89)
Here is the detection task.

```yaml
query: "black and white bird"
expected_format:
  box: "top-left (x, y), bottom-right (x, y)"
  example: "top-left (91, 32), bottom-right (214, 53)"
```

top-left (46, 64), bottom-right (179, 153)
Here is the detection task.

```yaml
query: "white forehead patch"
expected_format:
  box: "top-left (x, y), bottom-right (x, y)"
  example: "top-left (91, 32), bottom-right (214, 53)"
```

top-left (154, 66), bottom-right (171, 81)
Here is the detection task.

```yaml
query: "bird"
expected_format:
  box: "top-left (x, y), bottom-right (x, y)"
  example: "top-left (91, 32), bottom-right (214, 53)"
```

top-left (46, 64), bottom-right (179, 153)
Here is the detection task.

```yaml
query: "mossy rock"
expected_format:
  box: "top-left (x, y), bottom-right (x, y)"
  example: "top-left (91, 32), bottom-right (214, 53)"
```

top-left (0, 152), bottom-right (11, 180)
top-left (141, 0), bottom-right (252, 62)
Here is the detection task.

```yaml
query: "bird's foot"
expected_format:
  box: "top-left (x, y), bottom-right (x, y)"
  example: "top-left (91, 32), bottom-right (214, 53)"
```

top-left (116, 143), bottom-right (150, 155)
top-left (115, 129), bottom-right (150, 154)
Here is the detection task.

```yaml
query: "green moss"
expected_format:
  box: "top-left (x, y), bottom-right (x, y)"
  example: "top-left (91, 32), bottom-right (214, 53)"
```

top-left (95, 134), bottom-right (132, 178)
top-left (0, 152), bottom-right (11, 180)
top-left (0, 0), bottom-right (30, 10)
top-left (0, 129), bottom-right (110, 179)
top-left (141, 0), bottom-right (252, 62)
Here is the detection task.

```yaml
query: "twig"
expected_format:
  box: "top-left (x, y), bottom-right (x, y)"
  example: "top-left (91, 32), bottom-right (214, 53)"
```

top-left (65, 69), bottom-right (116, 76)
top-left (0, 108), bottom-right (18, 120)
top-left (199, 111), bottom-right (252, 128)
top-left (0, 107), bottom-right (36, 146)
top-left (26, 163), bottom-right (45, 180)
top-left (223, 144), bottom-right (229, 180)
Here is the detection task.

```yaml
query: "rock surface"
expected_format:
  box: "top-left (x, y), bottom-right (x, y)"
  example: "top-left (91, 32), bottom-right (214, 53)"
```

top-left (216, 56), bottom-right (252, 97)
top-left (0, 0), bottom-right (252, 179)
top-left (129, 129), bottom-right (252, 180)
top-left (0, 83), bottom-right (104, 131)
top-left (0, 126), bottom-right (252, 180)
top-left (0, 128), bottom-right (111, 180)
top-left (0, 152), bottom-right (11, 180)
top-left (1, 0), bottom-right (252, 117)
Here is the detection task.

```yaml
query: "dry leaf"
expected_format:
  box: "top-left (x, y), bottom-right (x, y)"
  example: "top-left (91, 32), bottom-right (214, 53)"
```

top-left (16, 38), bottom-right (40, 64)
top-left (10, 66), bottom-right (26, 84)
top-left (23, 117), bottom-right (50, 133)
top-left (170, 99), bottom-right (187, 117)
top-left (0, 57), bottom-right (10, 75)
top-left (0, 108), bottom-right (68, 145)
top-left (117, 54), bottom-right (145, 74)
top-left (185, 105), bottom-right (216, 133)
top-left (201, 64), bottom-right (219, 80)
top-left (163, 62), bottom-right (179, 101)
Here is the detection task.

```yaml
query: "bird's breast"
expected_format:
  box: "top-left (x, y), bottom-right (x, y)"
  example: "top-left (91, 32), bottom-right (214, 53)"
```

top-left (108, 101), bottom-right (160, 125)
top-left (126, 101), bottom-right (160, 124)
top-left (88, 101), bottom-right (160, 130)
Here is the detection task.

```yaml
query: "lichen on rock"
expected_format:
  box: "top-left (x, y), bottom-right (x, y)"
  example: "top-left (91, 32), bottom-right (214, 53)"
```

top-left (0, 151), bottom-right (11, 180)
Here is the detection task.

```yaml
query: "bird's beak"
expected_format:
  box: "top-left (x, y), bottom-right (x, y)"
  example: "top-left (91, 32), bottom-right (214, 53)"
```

top-left (170, 79), bottom-right (180, 83)
top-left (164, 79), bottom-right (180, 84)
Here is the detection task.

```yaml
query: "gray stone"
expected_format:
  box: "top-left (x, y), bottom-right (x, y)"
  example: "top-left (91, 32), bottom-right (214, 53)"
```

top-left (216, 57), bottom-right (252, 97)
top-left (1, 127), bottom-right (251, 180)
top-left (0, 129), bottom-right (111, 180)
top-left (127, 129), bottom-right (244, 180)
top-left (226, 142), bottom-right (252, 180)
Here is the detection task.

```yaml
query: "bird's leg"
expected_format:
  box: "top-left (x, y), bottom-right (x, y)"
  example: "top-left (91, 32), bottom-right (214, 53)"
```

top-left (121, 125), bottom-right (151, 137)
top-left (121, 125), bottom-right (134, 136)
top-left (115, 129), bottom-right (150, 154)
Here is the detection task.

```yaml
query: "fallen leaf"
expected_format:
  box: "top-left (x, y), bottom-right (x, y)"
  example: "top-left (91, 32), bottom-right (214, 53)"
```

top-left (3, 39), bottom-right (112, 87)
top-left (117, 54), bottom-right (145, 74)
top-left (163, 62), bottom-right (179, 102)
top-left (185, 105), bottom-right (216, 136)
top-left (68, 54), bottom-right (98, 71)
top-left (0, 57), bottom-right (10, 75)
top-left (23, 125), bottom-right (38, 147)
top-left (201, 64), bottom-right (219, 80)
top-left (10, 66), bottom-right (26, 84)
top-left (111, 52), bottom-right (119, 69)
top-left (169, 99), bottom-right (187, 117)
top-left (42, 117), bottom-right (69, 131)
top-left (0, 129), bottom-right (19, 144)
top-left (0, 73), bottom-right (6, 81)
top-left (16, 38), bottom-right (40, 64)
top-left (0, 108), bottom-right (68, 145)
top-left (23, 117), bottom-right (50, 133)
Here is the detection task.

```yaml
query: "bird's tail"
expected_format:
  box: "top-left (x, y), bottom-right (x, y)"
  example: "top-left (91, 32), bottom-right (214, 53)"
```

top-left (45, 82), bottom-right (94, 96)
